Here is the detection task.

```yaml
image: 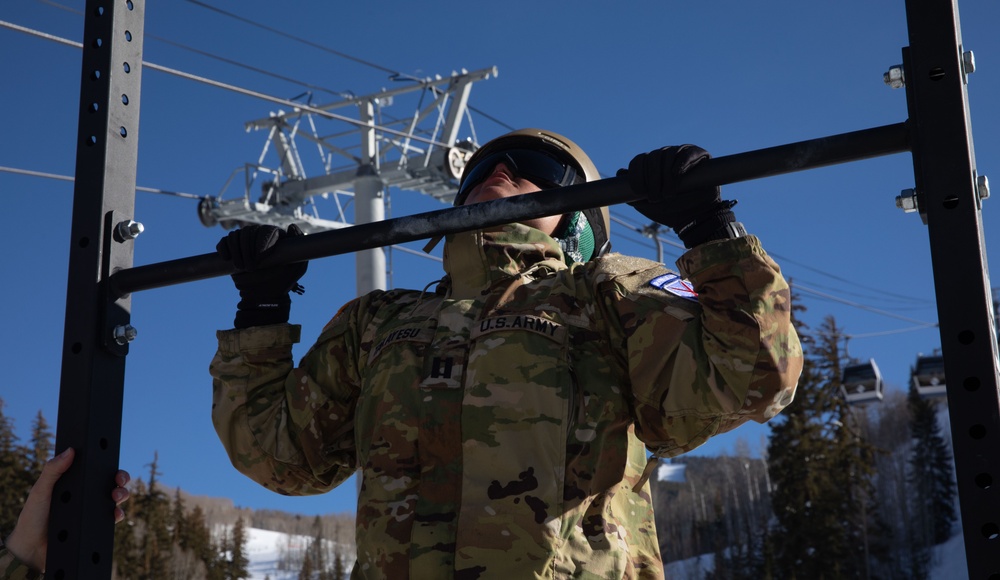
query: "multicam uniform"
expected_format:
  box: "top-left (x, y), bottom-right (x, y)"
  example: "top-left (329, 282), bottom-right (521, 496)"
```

top-left (211, 223), bottom-right (802, 579)
top-left (0, 546), bottom-right (38, 580)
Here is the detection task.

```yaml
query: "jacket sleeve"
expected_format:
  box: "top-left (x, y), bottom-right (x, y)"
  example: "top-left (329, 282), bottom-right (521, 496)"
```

top-left (210, 300), bottom-right (364, 496)
top-left (0, 545), bottom-right (40, 580)
top-left (598, 235), bottom-right (802, 459)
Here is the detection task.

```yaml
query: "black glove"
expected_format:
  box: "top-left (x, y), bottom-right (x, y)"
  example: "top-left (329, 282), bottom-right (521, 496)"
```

top-left (216, 224), bottom-right (308, 329)
top-left (622, 145), bottom-right (744, 248)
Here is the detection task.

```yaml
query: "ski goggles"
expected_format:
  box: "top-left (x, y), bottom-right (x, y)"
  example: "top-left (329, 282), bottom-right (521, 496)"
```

top-left (456, 148), bottom-right (585, 204)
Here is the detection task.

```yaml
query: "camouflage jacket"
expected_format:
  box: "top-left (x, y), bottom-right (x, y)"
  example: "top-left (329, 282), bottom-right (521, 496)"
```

top-left (211, 224), bottom-right (802, 579)
top-left (0, 545), bottom-right (40, 580)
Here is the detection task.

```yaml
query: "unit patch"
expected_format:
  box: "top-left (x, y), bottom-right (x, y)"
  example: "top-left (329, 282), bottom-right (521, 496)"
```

top-left (649, 273), bottom-right (699, 302)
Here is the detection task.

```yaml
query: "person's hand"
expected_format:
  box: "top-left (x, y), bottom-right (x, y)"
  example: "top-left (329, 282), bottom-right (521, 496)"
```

top-left (4, 448), bottom-right (131, 573)
top-left (216, 224), bottom-right (308, 328)
top-left (622, 145), bottom-right (742, 248)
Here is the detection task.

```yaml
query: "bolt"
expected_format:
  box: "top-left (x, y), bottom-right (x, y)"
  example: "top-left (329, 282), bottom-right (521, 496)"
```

top-left (116, 219), bottom-right (144, 241)
top-left (113, 324), bottom-right (137, 345)
top-left (963, 51), bottom-right (976, 75)
top-left (896, 189), bottom-right (919, 213)
top-left (883, 65), bottom-right (905, 89)
top-left (978, 174), bottom-right (990, 200)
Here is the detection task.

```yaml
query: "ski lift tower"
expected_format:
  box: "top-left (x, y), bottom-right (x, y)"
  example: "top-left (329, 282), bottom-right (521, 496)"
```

top-left (196, 67), bottom-right (497, 297)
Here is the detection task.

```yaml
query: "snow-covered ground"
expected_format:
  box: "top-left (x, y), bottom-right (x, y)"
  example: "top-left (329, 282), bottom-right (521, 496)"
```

top-left (245, 526), bottom-right (968, 579)
top-left (245, 527), bottom-right (313, 580)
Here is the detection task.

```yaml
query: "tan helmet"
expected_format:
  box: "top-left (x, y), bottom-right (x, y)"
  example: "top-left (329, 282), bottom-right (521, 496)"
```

top-left (455, 128), bottom-right (610, 260)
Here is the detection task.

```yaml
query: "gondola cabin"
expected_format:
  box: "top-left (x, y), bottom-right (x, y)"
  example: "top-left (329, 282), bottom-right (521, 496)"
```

top-left (841, 359), bottom-right (884, 405)
top-left (912, 354), bottom-right (947, 398)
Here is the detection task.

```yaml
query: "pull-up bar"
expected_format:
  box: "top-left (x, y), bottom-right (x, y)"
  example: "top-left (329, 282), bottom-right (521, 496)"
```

top-left (45, 0), bottom-right (1000, 578)
top-left (108, 121), bottom-right (909, 296)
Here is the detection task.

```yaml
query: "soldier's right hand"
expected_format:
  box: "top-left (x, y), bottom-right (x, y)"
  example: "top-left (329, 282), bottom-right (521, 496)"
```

top-left (216, 224), bottom-right (308, 328)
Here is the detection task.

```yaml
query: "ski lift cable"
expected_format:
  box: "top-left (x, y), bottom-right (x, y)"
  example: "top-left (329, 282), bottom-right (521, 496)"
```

top-left (766, 248), bottom-right (933, 306)
top-left (180, 0), bottom-right (401, 76)
top-left (0, 166), bottom-right (203, 199)
top-left (845, 324), bottom-right (939, 339)
top-left (610, 206), bottom-right (936, 309)
top-left (35, 0), bottom-right (354, 100)
top-left (0, 19), bottom-right (452, 150)
top-left (611, 209), bottom-right (940, 326)
top-left (37, 0), bottom-right (516, 137)
top-left (177, 0), bottom-right (516, 132)
top-left (792, 283), bottom-right (938, 326)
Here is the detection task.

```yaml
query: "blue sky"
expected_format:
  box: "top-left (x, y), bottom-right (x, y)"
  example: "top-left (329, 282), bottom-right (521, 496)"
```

top-left (1, 0), bottom-right (997, 517)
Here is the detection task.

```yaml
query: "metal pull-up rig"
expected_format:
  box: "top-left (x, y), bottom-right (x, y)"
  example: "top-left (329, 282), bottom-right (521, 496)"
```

top-left (46, 1), bottom-right (999, 578)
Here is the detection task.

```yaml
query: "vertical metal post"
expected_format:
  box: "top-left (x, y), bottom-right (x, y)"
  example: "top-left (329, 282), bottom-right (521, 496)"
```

top-left (355, 99), bottom-right (386, 295)
top-left (903, 1), bottom-right (1000, 577)
top-left (46, 0), bottom-right (144, 578)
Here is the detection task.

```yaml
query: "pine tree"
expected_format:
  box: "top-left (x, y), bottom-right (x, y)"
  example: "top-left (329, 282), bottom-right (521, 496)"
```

top-left (766, 315), bottom-right (881, 579)
top-left (114, 479), bottom-right (144, 579)
top-left (228, 516), bottom-right (251, 580)
top-left (185, 505), bottom-right (223, 578)
top-left (0, 398), bottom-right (29, 533)
top-left (299, 550), bottom-right (315, 580)
top-left (171, 487), bottom-right (187, 545)
top-left (333, 553), bottom-right (346, 580)
top-left (309, 514), bottom-right (329, 578)
top-left (908, 386), bottom-right (957, 547)
top-left (138, 452), bottom-right (173, 579)
top-left (217, 529), bottom-right (232, 580)
top-left (28, 410), bottom-right (54, 480)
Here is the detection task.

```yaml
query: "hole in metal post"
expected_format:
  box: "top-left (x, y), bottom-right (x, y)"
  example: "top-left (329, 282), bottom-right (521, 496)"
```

top-left (93, 38), bottom-right (102, 48)
top-left (929, 67), bottom-right (945, 81)
top-left (100, 437), bottom-right (109, 450)
top-left (943, 195), bottom-right (959, 209)
top-left (54, 570), bottom-right (65, 580)
top-left (60, 490), bottom-right (72, 503)
top-left (123, 62), bottom-right (130, 74)
top-left (87, 135), bottom-right (97, 146)
top-left (976, 473), bottom-right (993, 489)
top-left (125, 30), bottom-right (132, 41)
top-left (958, 330), bottom-right (975, 344)
top-left (122, 94), bottom-right (129, 105)
top-left (90, 102), bottom-right (99, 113)
top-left (58, 529), bottom-right (69, 542)
top-left (92, 70), bottom-right (101, 80)
top-left (92, 552), bottom-right (101, 564)
top-left (983, 522), bottom-right (999, 540)
top-left (127, 0), bottom-right (133, 9)
top-left (969, 424), bottom-right (987, 440)
top-left (94, 6), bottom-right (104, 16)
top-left (120, 127), bottom-right (127, 138)
top-left (71, 343), bottom-right (82, 354)
top-left (964, 376), bottom-right (981, 391)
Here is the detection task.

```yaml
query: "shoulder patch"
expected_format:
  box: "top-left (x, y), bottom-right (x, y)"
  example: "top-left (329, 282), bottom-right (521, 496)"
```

top-left (649, 273), bottom-right (699, 302)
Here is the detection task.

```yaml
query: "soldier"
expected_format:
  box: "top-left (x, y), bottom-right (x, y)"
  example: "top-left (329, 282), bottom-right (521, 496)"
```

top-left (211, 129), bottom-right (802, 578)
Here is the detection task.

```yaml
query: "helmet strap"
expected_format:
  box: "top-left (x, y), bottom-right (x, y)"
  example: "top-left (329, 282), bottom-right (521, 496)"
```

top-left (555, 211), bottom-right (595, 264)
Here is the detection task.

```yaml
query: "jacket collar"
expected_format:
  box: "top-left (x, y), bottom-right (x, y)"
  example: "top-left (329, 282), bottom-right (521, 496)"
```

top-left (440, 224), bottom-right (567, 300)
